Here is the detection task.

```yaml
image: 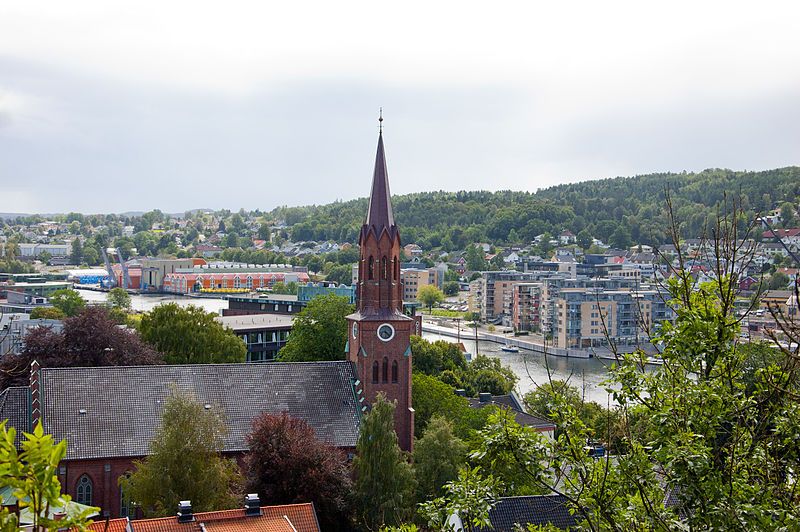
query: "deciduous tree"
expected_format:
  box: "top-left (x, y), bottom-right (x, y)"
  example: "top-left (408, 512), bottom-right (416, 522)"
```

top-left (139, 303), bottom-right (246, 364)
top-left (278, 294), bottom-right (353, 362)
top-left (417, 285), bottom-right (445, 313)
top-left (49, 289), bottom-right (86, 317)
top-left (0, 306), bottom-right (161, 390)
top-left (244, 412), bottom-right (353, 530)
top-left (121, 391), bottom-right (241, 516)
top-left (412, 415), bottom-right (467, 501)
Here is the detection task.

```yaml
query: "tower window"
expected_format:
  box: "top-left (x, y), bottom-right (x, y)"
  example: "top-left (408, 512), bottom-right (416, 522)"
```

top-left (382, 357), bottom-right (389, 383)
top-left (76, 474), bottom-right (93, 506)
top-left (368, 256), bottom-right (375, 280)
top-left (391, 360), bottom-right (398, 383)
top-left (372, 361), bottom-right (379, 383)
top-left (381, 256), bottom-right (388, 280)
top-left (394, 257), bottom-right (399, 280)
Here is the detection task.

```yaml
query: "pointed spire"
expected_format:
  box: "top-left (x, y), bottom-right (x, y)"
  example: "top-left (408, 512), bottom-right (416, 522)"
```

top-left (364, 112), bottom-right (395, 235)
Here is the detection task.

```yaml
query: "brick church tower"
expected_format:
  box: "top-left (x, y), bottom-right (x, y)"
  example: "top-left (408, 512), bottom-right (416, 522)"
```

top-left (347, 118), bottom-right (414, 452)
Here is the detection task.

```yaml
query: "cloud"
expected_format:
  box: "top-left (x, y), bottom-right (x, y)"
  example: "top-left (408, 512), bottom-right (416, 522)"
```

top-left (0, 0), bottom-right (798, 213)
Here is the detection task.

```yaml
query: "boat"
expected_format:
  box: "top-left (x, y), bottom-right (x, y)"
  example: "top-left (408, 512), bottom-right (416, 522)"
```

top-left (500, 344), bottom-right (519, 353)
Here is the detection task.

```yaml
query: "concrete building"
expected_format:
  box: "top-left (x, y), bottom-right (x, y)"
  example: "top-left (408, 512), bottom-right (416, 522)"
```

top-left (1, 281), bottom-right (71, 298)
top-left (137, 258), bottom-right (198, 291)
top-left (16, 242), bottom-right (72, 259)
top-left (0, 314), bottom-right (63, 357)
top-left (400, 267), bottom-right (440, 301)
top-left (470, 271), bottom-right (540, 323)
top-left (216, 313), bottom-right (293, 362)
top-left (552, 287), bottom-right (672, 350)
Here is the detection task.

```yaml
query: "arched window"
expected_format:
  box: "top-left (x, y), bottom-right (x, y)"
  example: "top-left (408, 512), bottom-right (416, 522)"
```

top-left (391, 360), bottom-right (398, 383)
top-left (368, 256), bottom-right (375, 280)
top-left (372, 361), bottom-right (379, 383)
top-left (381, 256), bottom-right (388, 280)
top-left (76, 474), bottom-right (93, 506)
top-left (382, 357), bottom-right (389, 383)
top-left (120, 473), bottom-right (131, 517)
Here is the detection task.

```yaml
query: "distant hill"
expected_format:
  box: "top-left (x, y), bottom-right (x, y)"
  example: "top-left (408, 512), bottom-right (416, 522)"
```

top-left (269, 167), bottom-right (800, 249)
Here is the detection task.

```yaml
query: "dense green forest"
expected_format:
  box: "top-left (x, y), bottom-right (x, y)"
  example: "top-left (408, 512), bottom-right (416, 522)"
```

top-left (271, 167), bottom-right (800, 249)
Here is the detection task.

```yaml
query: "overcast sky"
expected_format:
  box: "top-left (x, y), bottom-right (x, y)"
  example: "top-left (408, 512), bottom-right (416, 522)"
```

top-left (1, 1), bottom-right (799, 214)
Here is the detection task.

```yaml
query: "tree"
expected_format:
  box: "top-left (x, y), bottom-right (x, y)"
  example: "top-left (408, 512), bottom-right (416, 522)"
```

top-left (0, 306), bottom-right (162, 390)
top-left (354, 394), bottom-right (416, 530)
top-left (325, 264), bottom-right (353, 286)
top-left (411, 373), bottom-right (489, 440)
top-left (107, 287), bottom-right (131, 310)
top-left (465, 245), bottom-right (488, 272)
top-left (779, 201), bottom-right (795, 227)
top-left (443, 281), bottom-right (459, 296)
top-left (139, 303), bottom-right (246, 364)
top-left (69, 239), bottom-right (83, 265)
top-left (608, 225), bottom-right (632, 250)
top-left (38, 250), bottom-right (52, 265)
top-left (278, 294), bottom-right (353, 362)
top-left (121, 391), bottom-right (241, 516)
top-left (29, 307), bottom-right (66, 320)
top-left (418, 285), bottom-right (445, 313)
top-left (0, 421), bottom-right (97, 531)
top-left (768, 271), bottom-right (790, 290)
top-left (49, 289), bottom-right (86, 317)
top-left (244, 412), bottom-right (353, 530)
top-left (413, 415), bottom-right (467, 501)
top-left (576, 229), bottom-right (592, 250)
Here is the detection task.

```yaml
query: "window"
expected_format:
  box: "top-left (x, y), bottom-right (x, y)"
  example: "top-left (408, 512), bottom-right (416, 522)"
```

top-left (120, 474), bottom-right (131, 517)
top-left (381, 256), bottom-right (388, 280)
top-left (372, 361), bottom-right (379, 383)
top-left (382, 357), bottom-right (389, 383)
top-left (246, 276), bottom-right (253, 289)
top-left (368, 256), bottom-right (375, 280)
top-left (391, 361), bottom-right (398, 383)
top-left (234, 276), bottom-right (241, 289)
top-left (76, 474), bottom-right (93, 506)
top-left (394, 257), bottom-right (399, 280)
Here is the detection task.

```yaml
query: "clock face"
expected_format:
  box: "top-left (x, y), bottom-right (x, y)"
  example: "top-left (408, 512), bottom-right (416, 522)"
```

top-left (377, 323), bottom-right (395, 342)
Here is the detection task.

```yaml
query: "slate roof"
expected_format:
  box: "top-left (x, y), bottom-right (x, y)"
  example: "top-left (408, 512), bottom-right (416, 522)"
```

top-left (39, 362), bottom-right (362, 460)
top-left (87, 503), bottom-right (320, 532)
top-left (0, 386), bottom-right (29, 446)
top-left (467, 393), bottom-right (555, 430)
top-left (480, 495), bottom-right (578, 531)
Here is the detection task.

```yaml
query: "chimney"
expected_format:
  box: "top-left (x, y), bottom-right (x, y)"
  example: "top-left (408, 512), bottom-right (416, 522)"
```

top-left (478, 392), bottom-right (493, 403)
top-left (30, 360), bottom-right (41, 427)
top-left (244, 494), bottom-right (261, 517)
top-left (177, 501), bottom-right (194, 523)
top-left (454, 389), bottom-right (467, 397)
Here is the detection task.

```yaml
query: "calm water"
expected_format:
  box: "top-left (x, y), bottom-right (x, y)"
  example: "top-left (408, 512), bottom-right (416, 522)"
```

top-left (75, 289), bottom-right (616, 404)
top-left (422, 331), bottom-right (617, 405)
top-left (76, 288), bottom-right (229, 314)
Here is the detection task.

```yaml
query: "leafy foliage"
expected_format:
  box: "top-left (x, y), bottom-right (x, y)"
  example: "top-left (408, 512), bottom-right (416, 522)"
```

top-left (49, 289), bottom-right (86, 317)
top-left (354, 394), bottom-right (416, 530)
top-left (278, 293), bottom-right (354, 362)
top-left (121, 391), bottom-right (241, 516)
top-left (0, 306), bottom-right (161, 390)
top-left (244, 412), bottom-right (353, 530)
top-left (107, 287), bottom-right (131, 310)
top-left (417, 285), bottom-right (445, 312)
top-left (412, 416), bottom-right (467, 501)
top-left (0, 421), bottom-right (98, 531)
top-left (29, 307), bottom-right (66, 320)
top-left (139, 303), bottom-right (246, 364)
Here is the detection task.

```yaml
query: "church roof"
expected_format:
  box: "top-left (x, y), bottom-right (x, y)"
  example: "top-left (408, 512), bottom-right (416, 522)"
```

top-left (33, 361), bottom-right (361, 460)
top-left (362, 132), bottom-right (398, 242)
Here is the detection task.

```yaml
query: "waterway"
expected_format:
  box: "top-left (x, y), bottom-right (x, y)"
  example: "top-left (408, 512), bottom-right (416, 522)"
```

top-left (421, 331), bottom-right (616, 405)
top-left (75, 289), bottom-right (617, 405)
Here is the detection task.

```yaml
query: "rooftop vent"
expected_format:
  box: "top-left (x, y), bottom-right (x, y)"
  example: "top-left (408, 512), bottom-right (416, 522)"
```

top-left (478, 392), bottom-right (493, 403)
top-left (177, 500), bottom-right (194, 523)
top-left (244, 494), bottom-right (261, 517)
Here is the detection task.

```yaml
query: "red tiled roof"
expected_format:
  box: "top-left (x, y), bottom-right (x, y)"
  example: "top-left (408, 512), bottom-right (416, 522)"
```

top-left (87, 504), bottom-right (320, 532)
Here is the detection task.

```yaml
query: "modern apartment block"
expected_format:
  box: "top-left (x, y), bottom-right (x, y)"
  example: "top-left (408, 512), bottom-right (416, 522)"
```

top-left (552, 287), bottom-right (673, 349)
top-left (400, 267), bottom-right (441, 301)
top-left (469, 271), bottom-right (541, 323)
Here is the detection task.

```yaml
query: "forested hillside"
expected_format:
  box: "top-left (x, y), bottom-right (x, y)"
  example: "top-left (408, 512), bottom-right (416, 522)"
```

top-left (272, 167), bottom-right (800, 249)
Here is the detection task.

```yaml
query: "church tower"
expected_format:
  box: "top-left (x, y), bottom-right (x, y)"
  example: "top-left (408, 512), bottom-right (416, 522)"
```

top-left (347, 117), bottom-right (414, 452)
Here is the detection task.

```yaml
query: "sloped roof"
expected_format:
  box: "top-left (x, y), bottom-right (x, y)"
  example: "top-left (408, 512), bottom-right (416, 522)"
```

top-left (87, 503), bottom-right (320, 532)
top-left (39, 362), bottom-right (361, 460)
top-left (480, 495), bottom-right (577, 531)
top-left (467, 394), bottom-right (555, 430)
top-left (0, 386), bottom-right (29, 446)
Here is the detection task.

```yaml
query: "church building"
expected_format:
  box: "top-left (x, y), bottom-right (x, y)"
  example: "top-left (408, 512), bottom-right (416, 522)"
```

top-left (346, 120), bottom-right (415, 452)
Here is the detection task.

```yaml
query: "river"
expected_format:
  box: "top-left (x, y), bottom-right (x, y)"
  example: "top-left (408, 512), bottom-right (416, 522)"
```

top-left (76, 289), bottom-right (616, 405)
